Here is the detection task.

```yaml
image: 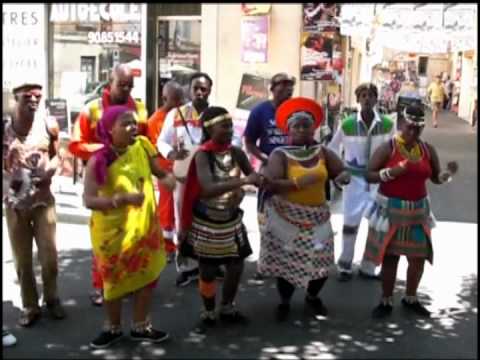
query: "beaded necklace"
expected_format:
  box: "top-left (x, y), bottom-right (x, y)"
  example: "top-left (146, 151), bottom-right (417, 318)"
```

top-left (395, 134), bottom-right (422, 162)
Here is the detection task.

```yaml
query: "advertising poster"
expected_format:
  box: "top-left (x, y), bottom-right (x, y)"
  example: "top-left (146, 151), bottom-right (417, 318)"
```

top-left (300, 32), bottom-right (343, 81)
top-left (241, 16), bottom-right (269, 63)
top-left (303, 3), bottom-right (341, 32)
top-left (46, 98), bottom-right (69, 134)
top-left (236, 73), bottom-right (270, 111)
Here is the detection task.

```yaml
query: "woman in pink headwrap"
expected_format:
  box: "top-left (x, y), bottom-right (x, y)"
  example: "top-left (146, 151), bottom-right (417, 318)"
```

top-left (83, 106), bottom-right (176, 349)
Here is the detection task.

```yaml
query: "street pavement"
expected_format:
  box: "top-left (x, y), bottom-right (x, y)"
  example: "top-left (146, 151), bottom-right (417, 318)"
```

top-left (2, 110), bottom-right (477, 359)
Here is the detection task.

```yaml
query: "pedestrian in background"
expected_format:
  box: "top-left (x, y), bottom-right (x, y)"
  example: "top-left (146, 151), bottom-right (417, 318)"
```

top-left (157, 72), bottom-right (224, 287)
top-left (328, 83), bottom-right (395, 281)
top-left (364, 104), bottom-right (458, 318)
top-left (83, 106), bottom-right (176, 348)
top-left (179, 106), bottom-right (262, 333)
top-left (69, 63), bottom-right (149, 306)
top-left (427, 75), bottom-right (445, 128)
top-left (3, 82), bottom-right (66, 327)
top-left (147, 81), bottom-right (184, 263)
top-left (243, 72), bottom-right (295, 285)
top-left (258, 97), bottom-right (350, 322)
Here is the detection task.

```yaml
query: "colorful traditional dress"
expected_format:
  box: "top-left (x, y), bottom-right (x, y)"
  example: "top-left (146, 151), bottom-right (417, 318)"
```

top-left (363, 138), bottom-right (436, 265)
top-left (258, 145), bottom-right (334, 289)
top-left (181, 144), bottom-right (252, 264)
top-left (90, 136), bottom-right (166, 301)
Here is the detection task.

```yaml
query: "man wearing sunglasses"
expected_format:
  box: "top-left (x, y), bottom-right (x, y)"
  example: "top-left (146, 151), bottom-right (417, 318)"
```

top-left (3, 82), bottom-right (65, 327)
top-left (68, 64), bottom-right (148, 306)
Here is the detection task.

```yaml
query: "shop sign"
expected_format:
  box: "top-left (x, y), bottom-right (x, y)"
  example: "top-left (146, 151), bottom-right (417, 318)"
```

top-left (87, 31), bottom-right (140, 45)
top-left (241, 16), bottom-right (269, 63)
top-left (303, 3), bottom-right (341, 33)
top-left (50, 4), bottom-right (141, 23)
top-left (2, 4), bottom-right (47, 92)
top-left (236, 73), bottom-right (270, 111)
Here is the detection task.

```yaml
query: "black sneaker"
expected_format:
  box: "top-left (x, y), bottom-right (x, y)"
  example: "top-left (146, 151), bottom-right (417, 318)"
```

top-left (337, 271), bottom-right (353, 282)
top-left (89, 330), bottom-right (123, 349)
top-left (401, 298), bottom-right (431, 317)
top-left (130, 328), bottom-right (170, 343)
top-left (276, 303), bottom-right (290, 322)
top-left (372, 303), bottom-right (393, 319)
top-left (219, 310), bottom-right (249, 325)
top-left (305, 296), bottom-right (328, 316)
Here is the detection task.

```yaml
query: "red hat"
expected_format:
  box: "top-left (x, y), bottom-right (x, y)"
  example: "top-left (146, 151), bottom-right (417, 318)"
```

top-left (276, 97), bottom-right (324, 133)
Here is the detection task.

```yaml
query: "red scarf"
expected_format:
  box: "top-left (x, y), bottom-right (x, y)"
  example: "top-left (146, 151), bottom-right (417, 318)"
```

top-left (180, 140), bottom-right (232, 231)
top-left (102, 86), bottom-right (137, 111)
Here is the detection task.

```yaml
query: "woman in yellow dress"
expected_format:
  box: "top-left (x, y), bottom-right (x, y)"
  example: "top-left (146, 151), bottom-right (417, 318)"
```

top-left (83, 106), bottom-right (176, 348)
top-left (259, 98), bottom-right (350, 321)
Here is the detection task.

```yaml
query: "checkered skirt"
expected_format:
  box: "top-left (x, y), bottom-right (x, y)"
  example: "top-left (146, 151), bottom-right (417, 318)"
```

top-left (258, 195), bottom-right (334, 289)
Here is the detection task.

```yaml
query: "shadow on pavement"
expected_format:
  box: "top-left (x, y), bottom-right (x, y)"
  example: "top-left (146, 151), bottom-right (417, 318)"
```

top-left (3, 250), bottom-right (477, 359)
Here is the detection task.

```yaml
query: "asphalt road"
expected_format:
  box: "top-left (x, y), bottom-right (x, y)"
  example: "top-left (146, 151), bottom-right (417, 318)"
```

top-left (2, 110), bottom-right (477, 359)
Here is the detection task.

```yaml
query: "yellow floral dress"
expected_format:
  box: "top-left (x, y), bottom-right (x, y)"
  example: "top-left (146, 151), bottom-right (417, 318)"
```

top-left (90, 136), bottom-right (166, 301)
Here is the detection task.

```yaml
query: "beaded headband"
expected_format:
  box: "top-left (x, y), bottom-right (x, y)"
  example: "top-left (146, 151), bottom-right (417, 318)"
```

top-left (287, 111), bottom-right (315, 128)
top-left (403, 109), bottom-right (425, 127)
top-left (203, 114), bottom-right (232, 128)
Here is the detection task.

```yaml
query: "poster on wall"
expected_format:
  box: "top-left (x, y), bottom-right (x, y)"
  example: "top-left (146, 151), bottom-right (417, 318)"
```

top-left (236, 73), bottom-right (270, 111)
top-left (46, 98), bottom-right (69, 134)
top-left (241, 16), bottom-right (269, 63)
top-left (303, 3), bottom-right (341, 32)
top-left (300, 32), bottom-right (343, 81)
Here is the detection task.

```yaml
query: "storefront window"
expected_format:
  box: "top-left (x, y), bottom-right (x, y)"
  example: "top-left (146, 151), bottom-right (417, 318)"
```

top-left (50, 3), bottom-right (143, 129)
top-left (156, 18), bottom-right (201, 108)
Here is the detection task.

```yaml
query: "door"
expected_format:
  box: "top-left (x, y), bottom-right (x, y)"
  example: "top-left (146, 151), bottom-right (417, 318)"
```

top-left (155, 17), bottom-right (201, 109)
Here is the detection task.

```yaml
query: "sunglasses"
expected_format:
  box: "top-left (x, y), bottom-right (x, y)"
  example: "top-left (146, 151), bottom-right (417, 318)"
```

top-left (20, 91), bottom-right (42, 100)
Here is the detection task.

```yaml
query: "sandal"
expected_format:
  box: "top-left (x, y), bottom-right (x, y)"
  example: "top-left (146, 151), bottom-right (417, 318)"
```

top-left (18, 309), bottom-right (41, 327)
top-left (90, 290), bottom-right (104, 307)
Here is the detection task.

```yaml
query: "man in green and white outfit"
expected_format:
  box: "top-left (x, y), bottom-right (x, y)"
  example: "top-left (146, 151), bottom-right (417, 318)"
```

top-left (328, 83), bottom-right (395, 281)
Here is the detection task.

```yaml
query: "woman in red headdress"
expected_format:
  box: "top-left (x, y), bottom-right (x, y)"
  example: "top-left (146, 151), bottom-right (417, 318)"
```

top-left (258, 97), bottom-right (350, 322)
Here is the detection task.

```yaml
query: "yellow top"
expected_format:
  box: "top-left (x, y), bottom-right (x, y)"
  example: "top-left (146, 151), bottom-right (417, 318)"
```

top-left (285, 157), bottom-right (328, 206)
top-left (427, 82), bottom-right (445, 103)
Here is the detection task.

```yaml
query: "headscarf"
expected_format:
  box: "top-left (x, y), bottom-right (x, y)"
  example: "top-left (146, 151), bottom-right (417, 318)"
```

top-left (93, 105), bottom-right (132, 185)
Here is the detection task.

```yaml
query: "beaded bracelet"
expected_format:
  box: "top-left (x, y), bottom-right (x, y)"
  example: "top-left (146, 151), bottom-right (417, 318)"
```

top-left (379, 168), bottom-right (395, 182)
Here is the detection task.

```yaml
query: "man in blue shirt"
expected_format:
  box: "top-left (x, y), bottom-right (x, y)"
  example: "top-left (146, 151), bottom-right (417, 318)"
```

top-left (244, 72), bottom-right (295, 284)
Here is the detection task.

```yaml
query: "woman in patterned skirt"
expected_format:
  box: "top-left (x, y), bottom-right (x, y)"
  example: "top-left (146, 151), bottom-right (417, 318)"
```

top-left (179, 106), bottom-right (262, 333)
top-left (364, 104), bottom-right (458, 318)
top-left (258, 97), bottom-right (350, 322)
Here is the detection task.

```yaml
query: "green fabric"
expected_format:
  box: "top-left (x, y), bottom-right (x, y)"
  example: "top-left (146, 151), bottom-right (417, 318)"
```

top-left (340, 115), bottom-right (357, 136)
top-left (340, 113), bottom-right (394, 136)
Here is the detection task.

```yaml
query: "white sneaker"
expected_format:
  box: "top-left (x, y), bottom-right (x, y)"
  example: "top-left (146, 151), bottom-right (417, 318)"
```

top-left (3, 330), bottom-right (17, 347)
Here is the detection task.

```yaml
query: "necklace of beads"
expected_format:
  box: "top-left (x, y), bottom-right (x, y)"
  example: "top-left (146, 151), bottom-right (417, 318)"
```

top-left (395, 134), bottom-right (422, 162)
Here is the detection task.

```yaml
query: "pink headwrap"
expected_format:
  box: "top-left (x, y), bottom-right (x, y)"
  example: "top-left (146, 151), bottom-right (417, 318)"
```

top-left (93, 105), bottom-right (132, 185)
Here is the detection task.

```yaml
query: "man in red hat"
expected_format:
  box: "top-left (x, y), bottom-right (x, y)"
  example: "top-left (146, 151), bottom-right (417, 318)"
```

top-left (68, 63), bottom-right (148, 306)
top-left (3, 82), bottom-right (66, 327)
top-left (243, 72), bottom-right (295, 284)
